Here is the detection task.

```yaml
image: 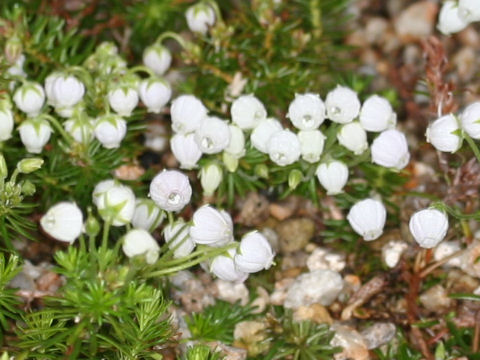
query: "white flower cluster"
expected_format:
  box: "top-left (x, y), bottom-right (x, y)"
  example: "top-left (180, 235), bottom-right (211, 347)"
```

top-left (2, 42), bottom-right (173, 153)
top-left (437, 0), bottom-right (480, 35)
top-left (426, 101), bottom-right (480, 153)
top-left (168, 86), bottom-right (408, 197)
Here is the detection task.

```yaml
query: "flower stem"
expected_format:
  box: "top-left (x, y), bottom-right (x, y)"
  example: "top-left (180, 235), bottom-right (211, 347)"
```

top-left (464, 133), bottom-right (480, 164)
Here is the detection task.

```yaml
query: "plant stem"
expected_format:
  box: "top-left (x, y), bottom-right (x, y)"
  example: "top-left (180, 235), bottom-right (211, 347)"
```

top-left (101, 219), bottom-right (111, 253)
top-left (464, 133), bottom-right (480, 164)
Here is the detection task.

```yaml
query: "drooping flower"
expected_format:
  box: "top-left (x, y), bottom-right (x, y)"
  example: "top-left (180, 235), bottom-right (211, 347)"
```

top-left (267, 129), bottom-right (301, 166)
top-left (211, 248), bottom-right (248, 283)
top-left (163, 219), bottom-right (196, 259)
top-left (359, 95), bottom-right (397, 132)
top-left (170, 133), bottom-right (203, 169)
top-left (461, 102), bottom-right (480, 139)
top-left (185, 3), bottom-right (216, 35)
top-left (337, 122), bottom-right (368, 155)
top-left (287, 93), bottom-right (326, 130)
top-left (231, 94), bottom-right (267, 130)
top-left (426, 114), bottom-right (462, 153)
top-left (200, 163), bottom-right (223, 196)
top-left (122, 229), bottom-right (160, 264)
top-left (347, 198), bottom-right (386, 241)
top-left (143, 43), bottom-right (172, 76)
top-left (0, 105), bottom-right (14, 142)
top-left (18, 118), bottom-right (52, 153)
top-left (131, 198), bottom-right (164, 231)
top-left (297, 130), bottom-right (326, 163)
top-left (13, 82), bottom-right (45, 117)
top-left (251, 118), bottom-right (282, 153)
top-left (40, 202), bottom-right (83, 243)
top-left (437, 1), bottom-right (469, 35)
top-left (224, 125), bottom-right (246, 158)
top-left (94, 114), bottom-right (127, 149)
top-left (194, 116), bottom-right (230, 154)
top-left (371, 129), bottom-right (410, 170)
top-left (234, 231), bottom-right (274, 273)
top-left (316, 161), bottom-right (349, 195)
top-left (409, 209), bottom-right (449, 249)
top-left (139, 77), bottom-right (172, 114)
top-left (458, 0), bottom-right (480, 22)
top-left (108, 85), bottom-right (139, 117)
top-left (325, 85), bottom-right (360, 124)
top-left (190, 205), bottom-right (234, 247)
top-left (48, 74), bottom-right (85, 117)
top-left (93, 180), bottom-right (136, 226)
top-left (170, 95), bottom-right (208, 134)
top-left (149, 170), bottom-right (192, 212)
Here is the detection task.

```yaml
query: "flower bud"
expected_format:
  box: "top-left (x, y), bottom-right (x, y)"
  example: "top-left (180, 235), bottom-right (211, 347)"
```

top-left (459, 0), bottom-right (480, 22)
top-left (170, 95), bottom-right (208, 134)
top-left (225, 125), bottom-right (245, 158)
top-left (186, 3), bottom-right (216, 35)
top-left (297, 130), bottom-right (326, 163)
top-left (194, 116), bottom-right (230, 154)
top-left (359, 95), bottom-right (397, 132)
top-left (0, 107), bottom-right (14, 142)
top-left (426, 114), bottom-right (462, 153)
top-left (254, 164), bottom-right (269, 179)
top-left (0, 154), bottom-right (7, 179)
top-left (200, 163), bottom-right (223, 196)
top-left (288, 169), bottom-right (303, 190)
top-left (13, 82), bottom-right (45, 117)
top-left (460, 102), bottom-right (480, 139)
top-left (21, 180), bottom-right (36, 196)
top-left (437, 1), bottom-right (469, 35)
top-left (251, 118), bottom-right (282, 153)
top-left (17, 158), bottom-right (43, 174)
top-left (5, 35), bottom-right (22, 64)
top-left (190, 205), bottom-right (234, 247)
top-left (93, 180), bottom-right (136, 226)
top-left (122, 229), bottom-right (160, 264)
top-left (231, 94), bottom-right (267, 130)
top-left (94, 114), bottom-right (127, 149)
top-left (337, 122), bottom-right (368, 155)
top-left (222, 152), bottom-right (238, 172)
top-left (139, 77), bottom-right (172, 114)
top-left (132, 198), bottom-right (165, 231)
top-left (211, 248), bottom-right (248, 283)
top-left (149, 169), bottom-right (192, 212)
top-left (164, 220), bottom-right (196, 259)
top-left (40, 202), bottom-right (83, 243)
top-left (316, 161), bottom-right (349, 195)
top-left (325, 85), bottom-right (360, 124)
top-left (371, 129), bottom-right (410, 170)
top-left (287, 93), bottom-right (325, 130)
top-left (64, 116), bottom-right (95, 144)
top-left (267, 129), bottom-right (301, 166)
top-left (108, 85), bottom-right (139, 117)
top-left (234, 231), bottom-right (274, 273)
top-left (48, 74), bottom-right (85, 117)
top-left (143, 43), bottom-right (172, 76)
top-left (19, 118), bottom-right (52, 154)
top-left (347, 198), bottom-right (386, 241)
top-left (170, 133), bottom-right (203, 169)
top-left (409, 209), bottom-right (448, 249)
top-left (85, 208), bottom-right (101, 238)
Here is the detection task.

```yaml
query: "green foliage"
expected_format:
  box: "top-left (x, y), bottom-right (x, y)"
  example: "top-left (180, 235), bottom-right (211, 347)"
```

top-left (14, 245), bottom-right (174, 359)
top-left (183, 345), bottom-right (224, 360)
top-left (263, 310), bottom-right (341, 360)
top-left (0, 254), bottom-right (21, 343)
top-left (186, 300), bottom-right (255, 344)
top-left (374, 331), bottom-right (423, 360)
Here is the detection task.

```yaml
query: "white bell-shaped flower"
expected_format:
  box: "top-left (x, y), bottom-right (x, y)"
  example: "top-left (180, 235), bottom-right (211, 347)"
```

top-left (298, 130), bottom-right (326, 163)
top-left (461, 102), bottom-right (480, 139)
top-left (359, 95), bottom-right (397, 132)
top-left (426, 114), bottom-right (462, 153)
top-left (122, 229), bottom-right (160, 264)
top-left (170, 94), bottom-right (208, 134)
top-left (211, 248), bottom-right (248, 283)
top-left (170, 133), bottom-right (203, 169)
top-left (234, 231), bottom-right (274, 273)
top-left (19, 118), bottom-right (52, 153)
top-left (143, 43), bottom-right (172, 76)
top-left (459, 0), bottom-right (480, 22)
top-left (337, 122), bottom-right (368, 155)
top-left (50, 74), bottom-right (85, 117)
top-left (200, 163), bottom-right (223, 196)
top-left (64, 116), bottom-right (94, 144)
top-left (371, 129), bottom-right (410, 170)
top-left (163, 220), bottom-right (196, 259)
top-left (325, 85), bottom-right (360, 124)
top-left (139, 77), bottom-right (172, 114)
top-left (40, 202), bottom-right (83, 243)
top-left (94, 114), bottom-right (127, 149)
top-left (287, 93), bottom-right (325, 130)
top-left (194, 116), bottom-right (230, 154)
top-left (225, 125), bottom-right (245, 158)
top-left (267, 129), bottom-right (301, 166)
top-left (231, 94), bottom-right (267, 130)
top-left (132, 198), bottom-right (164, 231)
top-left (149, 169), bottom-right (192, 212)
top-left (316, 161), bottom-right (349, 195)
top-left (13, 82), bottom-right (45, 117)
top-left (186, 3), bottom-right (216, 35)
top-left (108, 86), bottom-right (139, 117)
top-left (0, 106), bottom-right (14, 141)
top-left (251, 118), bottom-right (282, 153)
top-left (437, 1), bottom-right (469, 35)
top-left (190, 205), bottom-right (234, 247)
top-left (347, 198), bottom-right (386, 241)
top-left (44, 72), bottom-right (62, 106)
top-left (409, 209), bottom-right (449, 249)
top-left (93, 180), bottom-right (136, 226)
